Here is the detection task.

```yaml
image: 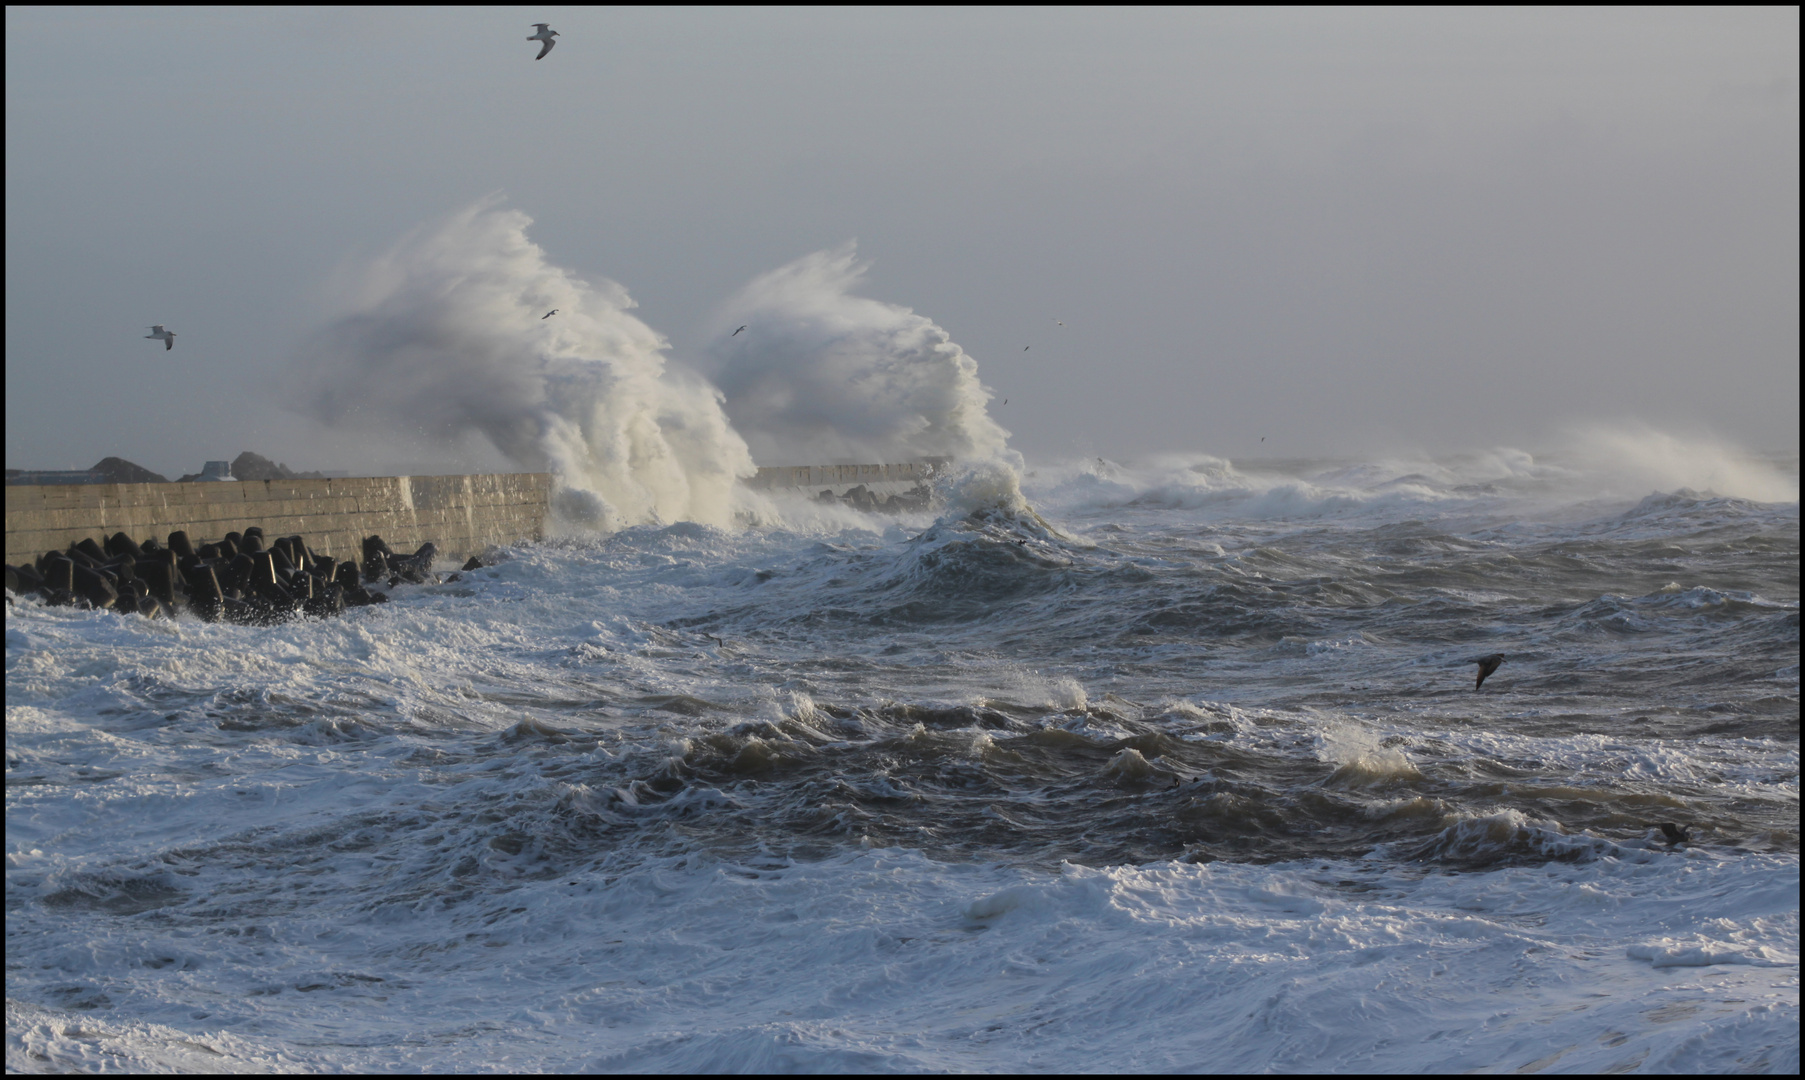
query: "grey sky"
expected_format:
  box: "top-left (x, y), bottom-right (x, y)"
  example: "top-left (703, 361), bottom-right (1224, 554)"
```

top-left (5, 6), bottom-right (1797, 477)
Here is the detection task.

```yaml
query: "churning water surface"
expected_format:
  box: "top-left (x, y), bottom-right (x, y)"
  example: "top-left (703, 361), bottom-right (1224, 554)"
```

top-left (6, 450), bottom-right (1799, 1072)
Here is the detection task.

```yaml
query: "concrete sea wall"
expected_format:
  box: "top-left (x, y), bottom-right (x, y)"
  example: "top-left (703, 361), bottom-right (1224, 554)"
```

top-left (5, 474), bottom-right (551, 569)
top-left (5, 462), bottom-right (944, 569)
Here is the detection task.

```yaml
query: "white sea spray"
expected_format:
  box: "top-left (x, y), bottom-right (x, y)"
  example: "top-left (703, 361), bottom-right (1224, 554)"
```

top-left (704, 242), bottom-right (1013, 469)
top-left (297, 198), bottom-right (756, 531)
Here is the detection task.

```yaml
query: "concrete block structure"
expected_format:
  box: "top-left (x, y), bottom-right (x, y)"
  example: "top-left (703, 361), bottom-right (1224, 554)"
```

top-left (5, 461), bottom-right (945, 571)
top-left (5, 474), bottom-right (551, 568)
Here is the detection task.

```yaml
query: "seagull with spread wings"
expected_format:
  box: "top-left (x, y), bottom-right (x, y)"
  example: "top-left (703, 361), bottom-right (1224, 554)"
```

top-left (528, 23), bottom-right (559, 60)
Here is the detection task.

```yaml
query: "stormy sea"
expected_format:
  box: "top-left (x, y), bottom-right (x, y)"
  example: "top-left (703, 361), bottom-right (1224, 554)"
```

top-left (6, 205), bottom-right (1800, 1071)
top-left (6, 445), bottom-right (1798, 1073)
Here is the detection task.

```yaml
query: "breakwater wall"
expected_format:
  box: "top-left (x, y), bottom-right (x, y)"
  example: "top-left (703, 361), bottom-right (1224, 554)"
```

top-left (5, 462), bottom-right (945, 569)
top-left (5, 474), bottom-right (551, 569)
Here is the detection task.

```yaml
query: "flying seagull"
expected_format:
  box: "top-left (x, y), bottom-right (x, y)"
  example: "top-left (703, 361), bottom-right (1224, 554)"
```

top-left (732, 325), bottom-right (747, 336)
top-left (1471, 653), bottom-right (1505, 691)
top-left (528, 23), bottom-right (558, 60)
top-left (542, 309), bottom-right (558, 319)
top-left (1002, 398), bottom-right (1008, 405)
top-left (1023, 345), bottom-right (1030, 351)
top-left (145, 325), bottom-right (176, 351)
top-left (1054, 320), bottom-right (1064, 326)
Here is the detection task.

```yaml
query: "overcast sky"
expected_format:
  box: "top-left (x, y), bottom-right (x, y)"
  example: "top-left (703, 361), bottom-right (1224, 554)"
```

top-left (6, 6), bottom-right (1797, 477)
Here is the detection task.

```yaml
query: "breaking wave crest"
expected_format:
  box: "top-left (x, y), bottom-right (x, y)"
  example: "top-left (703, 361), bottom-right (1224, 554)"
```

top-left (705, 242), bottom-right (1013, 468)
top-left (296, 206), bottom-right (1023, 533)
top-left (297, 199), bottom-right (756, 531)
top-left (1026, 433), bottom-right (1797, 521)
top-left (289, 201), bottom-right (1787, 539)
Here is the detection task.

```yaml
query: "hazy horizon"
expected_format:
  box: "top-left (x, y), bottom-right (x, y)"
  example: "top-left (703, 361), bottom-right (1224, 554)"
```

top-left (6, 7), bottom-right (1798, 481)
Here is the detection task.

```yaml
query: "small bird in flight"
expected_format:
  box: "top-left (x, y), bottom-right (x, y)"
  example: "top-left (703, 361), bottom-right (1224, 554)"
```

top-left (528, 23), bottom-right (559, 60)
top-left (1023, 345), bottom-right (1030, 351)
top-left (145, 325), bottom-right (176, 351)
top-left (1054, 320), bottom-right (1064, 327)
top-left (1001, 398), bottom-right (1008, 405)
top-left (1471, 653), bottom-right (1505, 690)
top-left (1260, 436), bottom-right (1265, 442)
top-left (732, 325), bottom-right (747, 336)
top-left (542, 309), bottom-right (558, 319)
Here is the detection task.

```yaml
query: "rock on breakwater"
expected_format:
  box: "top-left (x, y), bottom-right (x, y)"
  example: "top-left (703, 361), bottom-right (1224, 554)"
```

top-left (4, 527), bottom-right (468, 625)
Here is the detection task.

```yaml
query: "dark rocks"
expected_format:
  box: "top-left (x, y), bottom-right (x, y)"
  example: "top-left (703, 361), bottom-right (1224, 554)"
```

top-left (304, 583), bottom-right (345, 619)
top-left (883, 485), bottom-right (933, 512)
top-left (462, 556), bottom-right (484, 571)
top-left (388, 543), bottom-right (436, 584)
top-left (222, 553), bottom-right (255, 595)
top-left (177, 451), bottom-right (325, 483)
top-left (135, 557), bottom-right (180, 607)
top-left (112, 580), bottom-right (144, 616)
top-left (40, 557), bottom-right (76, 594)
top-left (228, 452), bottom-right (285, 482)
top-left (8, 563), bottom-right (49, 598)
top-left (248, 551), bottom-right (291, 603)
top-left (70, 563), bottom-right (118, 610)
top-left (6, 526), bottom-right (456, 623)
top-left (186, 563), bottom-right (223, 621)
top-left (227, 451), bottom-right (328, 482)
top-left (89, 457), bottom-right (170, 484)
top-left (362, 535), bottom-right (393, 582)
top-left (815, 482), bottom-right (934, 514)
top-left (355, 536), bottom-right (433, 584)
top-left (105, 531), bottom-right (143, 560)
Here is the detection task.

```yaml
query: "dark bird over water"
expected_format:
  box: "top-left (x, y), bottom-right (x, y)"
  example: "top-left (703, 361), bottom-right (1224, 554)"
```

top-left (528, 23), bottom-right (559, 60)
top-left (1471, 653), bottom-right (1505, 690)
top-left (542, 309), bottom-right (558, 319)
top-left (145, 325), bottom-right (176, 351)
top-left (1658, 822), bottom-right (1692, 845)
top-left (732, 325), bottom-right (747, 336)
